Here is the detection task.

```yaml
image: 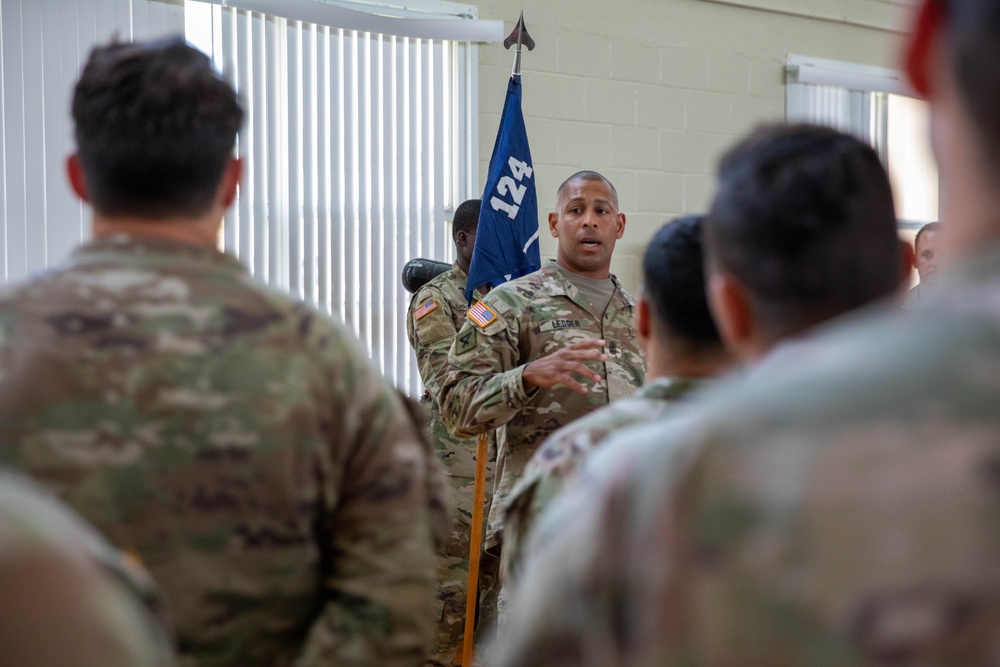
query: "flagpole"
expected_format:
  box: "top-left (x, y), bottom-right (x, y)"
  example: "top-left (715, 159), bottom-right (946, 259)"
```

top-left (506, 11), bottom-right (534, 79)
top-left (460, 433), bottom-right (489, 667)
top-left (460, 17), bottom-right (535, 665)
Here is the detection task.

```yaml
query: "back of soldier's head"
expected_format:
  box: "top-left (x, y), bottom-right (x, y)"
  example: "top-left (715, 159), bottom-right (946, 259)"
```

top-left (706, 123), bottom-right (900, 334)
top-left (72, 37), bottom-right (244, 220)
top-left (452, 198), bottom-right (481, 239)
top-left (942, 0), bottom-right (1000, 173)
top-left (643, 216), bottom-right (723, 354)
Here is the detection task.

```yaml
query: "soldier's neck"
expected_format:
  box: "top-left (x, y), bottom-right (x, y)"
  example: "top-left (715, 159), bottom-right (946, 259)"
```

top-left (91, 211), bottom-right (224, 249)
top-left (646, 338), bottom-right (733, 381)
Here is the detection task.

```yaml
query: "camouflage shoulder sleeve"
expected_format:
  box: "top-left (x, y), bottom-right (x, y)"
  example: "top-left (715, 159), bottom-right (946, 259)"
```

top-left (494, 419), bottom-right (699, 667)
top-left (438, 292), bottom-right (534, 439)
top-left (297, 329), bottom-right (439, 667)
top-left (0, 473), bottom-right (177, 667)
top-left (501, 421), bottom-right (605, 586)
top-left (493, 462), bottom-right (634, 667)
top-left (407, 282), bottom-right (460, 401)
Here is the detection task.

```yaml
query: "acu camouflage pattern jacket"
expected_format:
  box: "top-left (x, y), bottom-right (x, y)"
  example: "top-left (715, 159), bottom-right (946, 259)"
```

top-left (0, 235), bottom-right (445, 667)
top-left (438, 261), bottom-right (644, 551)
top-left (0, 470), bottom-right (176, 667)
top-left (501, 375), bottom-right (708, 586)
top-left (497, 244), bottom-right (1000, 667)
top-left (406, 263), bottom-right (491, 481)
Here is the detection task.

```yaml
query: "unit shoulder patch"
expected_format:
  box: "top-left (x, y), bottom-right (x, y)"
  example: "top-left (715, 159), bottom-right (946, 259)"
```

top-left (455, 329), bottom-right (477, 355)
top-left (466, 300), bottom-right (498, 328)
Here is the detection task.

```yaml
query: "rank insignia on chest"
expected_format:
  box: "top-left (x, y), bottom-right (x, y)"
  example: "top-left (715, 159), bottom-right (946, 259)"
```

top-left (467, 300), bottom-right (498, 328)
top-left (413, 298), bottom-right (438, 321)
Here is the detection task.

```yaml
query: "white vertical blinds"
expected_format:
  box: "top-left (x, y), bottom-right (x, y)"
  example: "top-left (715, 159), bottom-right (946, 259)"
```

top-left (786, 83), bottom-right (888, 162)
top-left (0, 0), bottom-right (184, 283)
top-left (186, 2), bottom-right (478, 395)
top-left (786, 55), bottom-right (891, 161)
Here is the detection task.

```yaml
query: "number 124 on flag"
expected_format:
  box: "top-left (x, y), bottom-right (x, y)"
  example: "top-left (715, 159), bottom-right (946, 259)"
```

top-left (490, 156), bottom-right (533, 220)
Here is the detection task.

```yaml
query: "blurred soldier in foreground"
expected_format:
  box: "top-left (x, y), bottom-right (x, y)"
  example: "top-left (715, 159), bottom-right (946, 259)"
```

top-left (0, 471), bottom-right (175, 667)
top-left (903, 220), bottom-right (942, 309)
top-left (0, 37), bottom-right (444, 666)
top-left (497, 122), bottom-right (918, 666)
top-left (406, 199), bottom-right (497, 665)
top-left (438, 171), bottom-right (645, 580)
top-left (500, 215), bottom-right (732, 589)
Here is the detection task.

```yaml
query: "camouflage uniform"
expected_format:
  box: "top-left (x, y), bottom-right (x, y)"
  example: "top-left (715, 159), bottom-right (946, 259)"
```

top-left (406, 263), bottom-right (497, 666)
top-left (0, 235), bottom-right (446, 667)
top-left (0, 470), bottom-right (175, 667)
top-left (500, 375), bottom-right (709, 587)
top-left (497, 246), bottom-right (1000, 666)
top-left (439, 261), bottom-right (645, 555)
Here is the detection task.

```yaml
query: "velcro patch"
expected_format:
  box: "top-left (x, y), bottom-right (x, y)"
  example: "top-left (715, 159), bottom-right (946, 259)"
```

top-left (413, 298), bottom-right (438, 321)
top-left (467, 300), bottom-right (498, 328)
top-left (455, 329), bottom-right (477, 355)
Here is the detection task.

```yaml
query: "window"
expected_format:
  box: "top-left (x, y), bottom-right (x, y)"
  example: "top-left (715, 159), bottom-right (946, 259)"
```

top-left (0, 0), bottom-right (496, 397)
top-left (786, 55), bottom-right (939, 236)
top-left (185, 1), bottom-right (486, 395)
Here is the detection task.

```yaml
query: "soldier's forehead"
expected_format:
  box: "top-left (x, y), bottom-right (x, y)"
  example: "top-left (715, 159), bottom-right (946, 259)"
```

top-left (557, 180), bottom-right (618, 208)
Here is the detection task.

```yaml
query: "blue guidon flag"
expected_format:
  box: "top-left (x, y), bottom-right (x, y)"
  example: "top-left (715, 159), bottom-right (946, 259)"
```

top-left (465, 76), bottom-right (541, 304)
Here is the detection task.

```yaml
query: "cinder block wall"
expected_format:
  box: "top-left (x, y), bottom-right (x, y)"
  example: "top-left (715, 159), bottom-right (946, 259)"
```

top-left (474, 0), bottom-right (916, 291)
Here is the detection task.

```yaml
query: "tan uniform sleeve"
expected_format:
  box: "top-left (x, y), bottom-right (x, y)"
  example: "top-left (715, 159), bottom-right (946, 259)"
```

top-left (438, 310), bottom-right (535, 439)
top-left (407, 285), bottom-right (459, 402)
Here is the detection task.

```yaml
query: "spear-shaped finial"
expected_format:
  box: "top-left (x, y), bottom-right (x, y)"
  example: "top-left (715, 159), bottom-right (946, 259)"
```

top-left (503, 11), bottom-right (535, 78)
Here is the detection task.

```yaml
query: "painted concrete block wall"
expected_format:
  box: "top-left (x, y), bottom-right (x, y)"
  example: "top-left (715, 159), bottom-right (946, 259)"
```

top-left (473, 0), bottom-right (916, 291)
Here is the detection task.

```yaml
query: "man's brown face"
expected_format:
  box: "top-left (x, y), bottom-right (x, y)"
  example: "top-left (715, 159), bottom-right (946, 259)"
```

top-left (914, 229), bottom-right (941, 282)
top-left (548, 178), bottom-right (625, 279)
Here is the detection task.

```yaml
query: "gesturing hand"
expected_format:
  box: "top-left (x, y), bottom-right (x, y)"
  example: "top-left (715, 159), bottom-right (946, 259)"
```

top-left (522, 338), bottom-right (607, 394)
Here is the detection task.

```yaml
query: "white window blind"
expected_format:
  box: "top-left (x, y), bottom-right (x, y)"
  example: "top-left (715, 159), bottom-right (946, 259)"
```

top-left (786, 55), bottom-right (894, 162)
top-left (785, 54), bottom-right (938, 230)
top-left (185, 2), bottom-right (479, 395)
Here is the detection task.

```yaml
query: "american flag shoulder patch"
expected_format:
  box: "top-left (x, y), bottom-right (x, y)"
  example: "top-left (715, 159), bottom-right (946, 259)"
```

top-left (413, 298), bottom-right (438, 321)
top-left (467, 300), bottom-right (498, 328)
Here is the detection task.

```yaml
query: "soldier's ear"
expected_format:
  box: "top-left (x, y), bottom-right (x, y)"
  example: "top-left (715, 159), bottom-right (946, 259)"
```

top-left (900, 238), bottom-right (916, 289)
top-left (637, 297), bottom-right (651, 340)
top-left (905, 0), bottom-right (944, 98)
top-left (707, 272), bottom-right (753, 359)
top-left (219, 157), bottom-right (242, 208)
top-left (615, 213), bottom-right (626, 239)
top-left (548, 212), bottom-right (559, 237)
top-left (66, 155), bottom-right (91, 203)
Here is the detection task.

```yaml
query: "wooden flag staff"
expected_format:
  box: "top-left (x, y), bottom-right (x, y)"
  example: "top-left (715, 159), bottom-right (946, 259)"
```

top-left (459, 433), bottom-right (490, 667)
top-left (459, 17), bottom-right (535, 667)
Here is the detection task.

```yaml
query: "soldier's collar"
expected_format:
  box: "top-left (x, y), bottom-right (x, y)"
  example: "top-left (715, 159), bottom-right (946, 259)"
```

top-left (541, 262), bottom-right (634, 306)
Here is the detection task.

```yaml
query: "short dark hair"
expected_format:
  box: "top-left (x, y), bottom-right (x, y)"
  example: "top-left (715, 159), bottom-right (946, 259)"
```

top-left (942, 0), bottom-right (1000, 174)
top-left (556, 171), bottom-right (619, 209)
top-left (72, 37), bottom-right (244, 219)
top-left (643, 216), bottom-right (722, 349)
top-left (706, 123), bottom-right (900, 333)
top-left (914, 221), bottom-right (940, 250)
top-left (452, 199), bottom-right (481, 239)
